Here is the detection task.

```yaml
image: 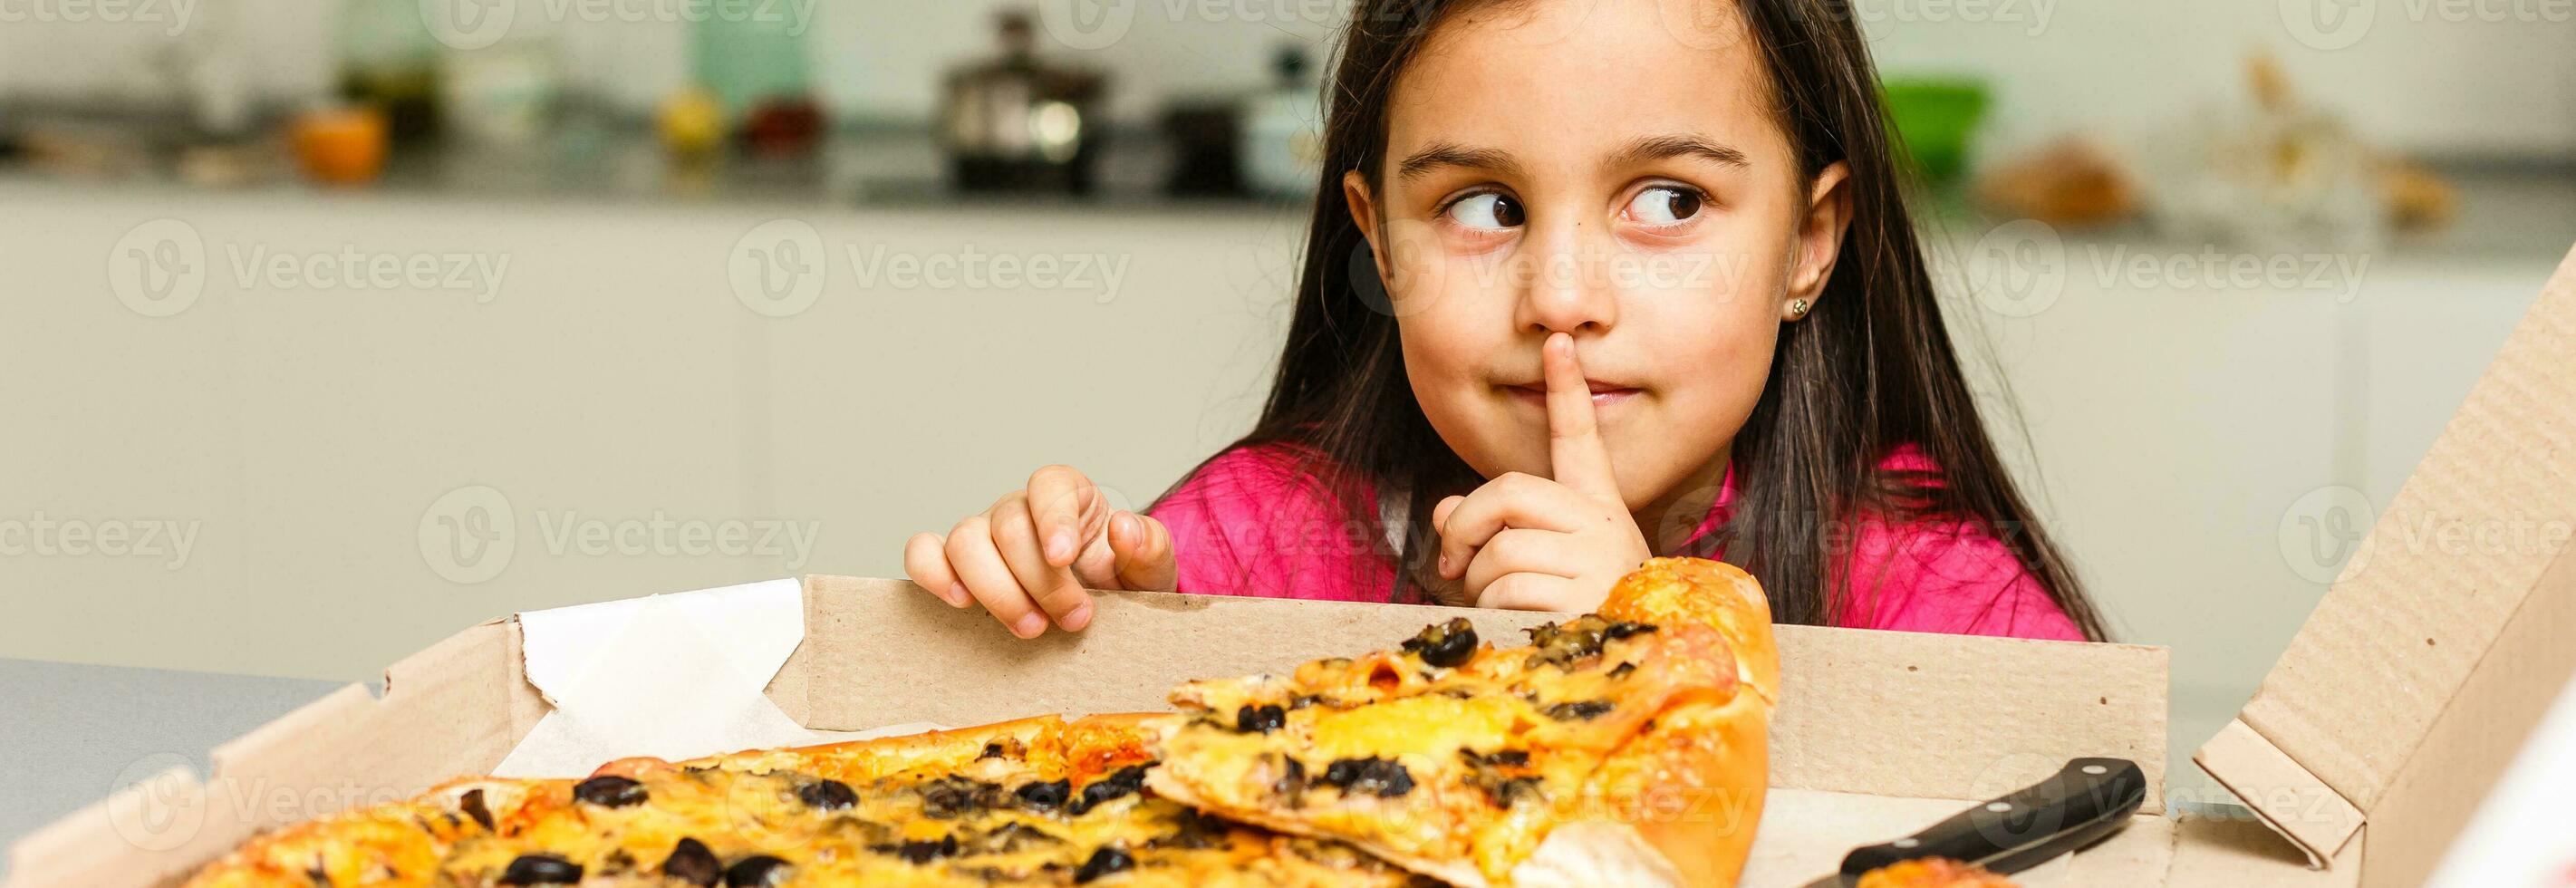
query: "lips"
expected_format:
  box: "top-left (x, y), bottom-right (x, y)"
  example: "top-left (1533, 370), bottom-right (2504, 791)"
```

top-left (1503, 381), bottom-right (1643, 408)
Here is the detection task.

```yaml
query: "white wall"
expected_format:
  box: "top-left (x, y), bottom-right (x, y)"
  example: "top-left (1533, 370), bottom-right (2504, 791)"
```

top-left (3, 0), bottom-right (2569, 155)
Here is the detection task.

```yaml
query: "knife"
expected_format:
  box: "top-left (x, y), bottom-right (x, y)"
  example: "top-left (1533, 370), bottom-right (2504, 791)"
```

top-left (1797, 758), bottom-right (2147, 888)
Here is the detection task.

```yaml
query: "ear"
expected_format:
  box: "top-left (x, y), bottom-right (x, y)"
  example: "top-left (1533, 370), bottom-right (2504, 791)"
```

top-left (1344, 169), bottom-right (1385, 260)
top-left (1786, 160), bottom-right (1852, 305)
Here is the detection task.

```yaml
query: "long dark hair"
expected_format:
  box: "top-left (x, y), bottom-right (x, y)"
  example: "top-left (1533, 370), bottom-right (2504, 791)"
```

top-left (1154, 0), bottom-right (2109, 641)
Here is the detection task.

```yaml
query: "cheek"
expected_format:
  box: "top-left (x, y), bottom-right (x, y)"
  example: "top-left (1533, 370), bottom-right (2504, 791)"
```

top-left (1600, 256), bottom-right (1790, 502)
top-left (1394, 270), bottom-right (1527, 479)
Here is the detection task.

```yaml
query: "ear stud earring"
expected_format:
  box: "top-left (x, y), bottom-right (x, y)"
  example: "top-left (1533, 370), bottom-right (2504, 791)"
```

top-left (1785, 298), bottom-right (1810, 320)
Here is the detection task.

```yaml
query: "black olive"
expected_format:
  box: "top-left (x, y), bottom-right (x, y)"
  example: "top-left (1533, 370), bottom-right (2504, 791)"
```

top-left (1320, 758), bottom-right (1414, 797)
top-left (572, 776), bottom-right (648, 807)
top-left (1271, 754), bottom-right (1307, 798)
top-left (796, 779), bottom-right (857, 811)
top-left (722, 854), bottom-right (791, 888)
top-left (1234, 704), bottom-right (1286, 733)
top-left (1603, 621), bottom-right (1658, 640)
top-left (1069, 765), bottom-right (1152, 815)
top-left (1074, 846), bottom-right (1135, 883)
top-left (1543, 700), bottom-right (1616, 721)
top-left (889, 835), bottom-right (959, 864)
top-left (1146, 809), bottom-right (1230, 851)
top-left (979, 741), bottom-right (1007, 759)
top-left (1401, 617), bottom-right (1480, 668)
top-left (458, 788), bottom-right (495, 831)
top-left (1459, 748), bottom-right (1529, 768)
top-left (1015, 778), bottom-right (1072, 812)
top-left (1525, 616), bottom-right (1615, 668)
top-left (921, 776), bottom-right (1005, 819)
top-left (661, 838), bottom-right (722, 887)
top-left (1607, 661), bottom-right (1636, 680)
top-left (960, 821), bottom-right (1064, 854)
top-left (1484, 776), bottom-right (1544, 807)
top-left (497, 854), bottom-right (583, 885)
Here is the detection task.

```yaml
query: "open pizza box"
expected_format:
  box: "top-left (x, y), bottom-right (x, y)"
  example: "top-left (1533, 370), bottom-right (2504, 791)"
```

top-left (11, 245), bottom-right (2575, 888)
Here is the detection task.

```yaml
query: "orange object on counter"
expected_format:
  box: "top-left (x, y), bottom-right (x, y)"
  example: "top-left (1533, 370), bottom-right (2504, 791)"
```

top-left (289, 106), bottom-right (388, 186)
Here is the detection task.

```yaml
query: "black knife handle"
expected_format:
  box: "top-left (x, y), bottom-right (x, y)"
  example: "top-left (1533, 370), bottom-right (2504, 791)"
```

top-left (1839, 758), bottom-right (2147, 877)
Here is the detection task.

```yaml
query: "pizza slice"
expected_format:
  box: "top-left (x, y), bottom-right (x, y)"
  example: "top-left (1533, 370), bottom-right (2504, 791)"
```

top-left (1142, 557), bottom-right (1778, 888)
top-left (186, 713), bottom-right (1431, 887)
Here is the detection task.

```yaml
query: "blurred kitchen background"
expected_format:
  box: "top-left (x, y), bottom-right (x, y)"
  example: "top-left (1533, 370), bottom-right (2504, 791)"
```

top-left (2, 0), bottom-right (2574, 843)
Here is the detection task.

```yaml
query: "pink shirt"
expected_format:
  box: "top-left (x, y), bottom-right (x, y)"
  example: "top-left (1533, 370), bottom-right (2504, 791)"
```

top-left (1145, 443), bottom-right (2084, 641)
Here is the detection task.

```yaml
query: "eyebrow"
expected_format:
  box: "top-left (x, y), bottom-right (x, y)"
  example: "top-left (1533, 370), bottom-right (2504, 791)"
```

top-left (1392, 133), bottom-right (1751, 183)
top-left (1605, 133), bottom-right (1751, 170)
top-left (1395, 142), bottom-right (1526, 182)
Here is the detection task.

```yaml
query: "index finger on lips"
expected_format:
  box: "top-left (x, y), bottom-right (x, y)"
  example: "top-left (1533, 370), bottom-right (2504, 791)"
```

top-left (1026, 464), bottom-right (1102, 567)
top-left (1542, 332), bottom-right (1621, 501)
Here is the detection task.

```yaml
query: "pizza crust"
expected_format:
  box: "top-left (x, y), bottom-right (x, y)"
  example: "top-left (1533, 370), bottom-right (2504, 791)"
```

top-left (1534, 556), bottom-right (1780, 888)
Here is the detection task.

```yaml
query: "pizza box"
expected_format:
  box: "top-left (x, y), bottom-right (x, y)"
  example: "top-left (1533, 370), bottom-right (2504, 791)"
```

top-left (8, 242), bottom-right (2572, 888)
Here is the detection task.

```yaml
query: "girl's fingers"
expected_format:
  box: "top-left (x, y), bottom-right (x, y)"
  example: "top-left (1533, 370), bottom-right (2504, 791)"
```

top-left (989, 495), bottom-right (1095, 632)
top-left (902, 531), bottom-right (970, 607)
top-left (1435, 473), bottom-right (1589, 578)
top-left (1026, 464), bottom-right (1104, 567)
top-left (1108, 510), bottom-right (1178, 593)
top-left (1475, 571), bottom-right (1579, 612)
top-left (1461, 527), bottom-right (1582, 600)
top-left (942, 515), bottom-right (1050, 638)
top-left (1431, 495), bottom-right (1464, 536)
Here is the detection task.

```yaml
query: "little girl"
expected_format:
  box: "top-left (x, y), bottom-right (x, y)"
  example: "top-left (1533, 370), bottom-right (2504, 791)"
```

top-left (904, 0), bottom-right (2109, 642)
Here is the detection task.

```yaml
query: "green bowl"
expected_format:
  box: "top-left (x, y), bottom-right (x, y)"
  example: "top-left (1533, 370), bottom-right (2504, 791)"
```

top-left (1880, 78), bottom-right (1991, 183)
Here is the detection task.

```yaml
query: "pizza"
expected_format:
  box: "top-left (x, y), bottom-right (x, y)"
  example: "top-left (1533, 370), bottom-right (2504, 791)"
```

top-left (183, 557), bottom-right (1777, 887)
top-left (185, 714), bottom-right (1429, 887)
top-left (1145, 557), bottom-right (1778, 888)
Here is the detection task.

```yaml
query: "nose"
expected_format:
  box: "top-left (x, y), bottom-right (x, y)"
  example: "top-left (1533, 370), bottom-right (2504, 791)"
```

top-left (1511, 215), bottom-right (1619, 336)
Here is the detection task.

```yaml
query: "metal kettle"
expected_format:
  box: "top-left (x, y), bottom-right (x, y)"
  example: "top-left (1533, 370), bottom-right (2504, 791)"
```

top-left (938, 10), bottom-right (1110, 194)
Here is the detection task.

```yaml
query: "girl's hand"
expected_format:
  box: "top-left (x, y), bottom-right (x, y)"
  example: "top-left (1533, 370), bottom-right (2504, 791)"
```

top-left (1433, 333), bottom-right (1652, 613)
top-left (903, 465), bottom-right (1177, 638)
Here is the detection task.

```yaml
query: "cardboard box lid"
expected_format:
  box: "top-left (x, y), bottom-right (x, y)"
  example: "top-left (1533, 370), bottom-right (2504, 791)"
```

top-left (2193, 242), bottom-right (2576, 886)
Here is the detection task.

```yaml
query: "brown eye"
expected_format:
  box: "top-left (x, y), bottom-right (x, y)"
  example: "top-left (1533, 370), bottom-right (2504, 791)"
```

top-left (1446, 193), bottom-right (1525, 230)
top-left (1625, 186), bottom-right (1703, 225)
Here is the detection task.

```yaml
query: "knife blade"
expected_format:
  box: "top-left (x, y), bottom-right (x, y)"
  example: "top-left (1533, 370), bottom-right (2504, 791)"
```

top-left (1795, 758), bottom-right (2147, 888)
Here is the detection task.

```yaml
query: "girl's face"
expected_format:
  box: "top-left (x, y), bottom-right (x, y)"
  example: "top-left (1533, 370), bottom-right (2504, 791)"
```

top-left (1348, 0), bottom-right (1849, 536)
